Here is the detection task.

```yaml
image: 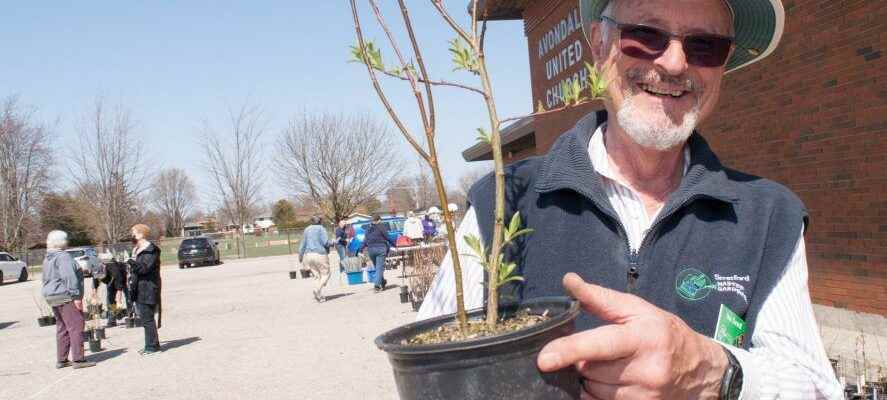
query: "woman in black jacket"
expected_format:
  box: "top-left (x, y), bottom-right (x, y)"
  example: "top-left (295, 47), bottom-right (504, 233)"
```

top-left (127, 224), bottom-right (162, 355)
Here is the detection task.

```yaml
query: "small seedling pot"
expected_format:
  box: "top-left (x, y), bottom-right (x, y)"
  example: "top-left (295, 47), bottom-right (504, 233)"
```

top-left (289, 271), bottom-right (298, 279)
top-left (300, 270), bottom-right (313, 279)
top-left (399, 286), bottom-right (410, 304)
top-left (95, 327), bottom-right (106, 339)
top-left (88, 338), bottom-right (101, 353)
top-left (87, 304), bottom-right (103, 315)
top-left (376, 297), bottom-right (581, 400)
top-left (37, 316), bottom-right (56, 327)
top-left (82, 330), bottom-right (93, 342)
top-left (410, 298), bottom-right (423, 312)
top-left (125, 317), bottom-right (136, 328)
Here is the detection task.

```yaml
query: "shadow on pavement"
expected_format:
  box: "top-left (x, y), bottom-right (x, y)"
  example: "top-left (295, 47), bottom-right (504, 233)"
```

top-left (90, 348), bottom-right (127, 363)
top-left (324, 293), bottom-right (354, 302)
top-left (0, 321), bottom-right (17, 330)
top-left (161, 336), bottom-right (202, 352)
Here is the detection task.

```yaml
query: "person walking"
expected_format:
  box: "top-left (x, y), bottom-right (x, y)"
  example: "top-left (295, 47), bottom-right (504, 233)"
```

top-left (41, 230), bottom-right (95, 369)
top-left (334, 220), bottom-right (349, 272)
top-left (126, 224), bottom-right (162, 355)
top-left (361, 215), bottom-right (395, 292)
top-left (299, 216), bottom-right (331, 302)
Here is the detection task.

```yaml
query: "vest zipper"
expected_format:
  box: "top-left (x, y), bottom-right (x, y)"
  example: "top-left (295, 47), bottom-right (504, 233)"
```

top-left (627, 250), bottom-right (640, 294)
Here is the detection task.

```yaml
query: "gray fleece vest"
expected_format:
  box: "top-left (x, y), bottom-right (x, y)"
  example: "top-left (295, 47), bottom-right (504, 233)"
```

top-left (468, 111), bottom-right (807, 348)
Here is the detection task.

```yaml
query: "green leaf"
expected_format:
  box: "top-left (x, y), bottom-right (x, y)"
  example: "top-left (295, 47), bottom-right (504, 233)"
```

top-left (349, 42), bottom-right (385, 72)
top-left (449, 37), bottom-right (479, 75)
top-left (497, 275), bottom-right (525, 288)
top-left (585, 61), bottom-right (609, 100)
top-left (463, 234), bottom-right (486, 263)
top-left (476, 127), bottom-right (491, 144)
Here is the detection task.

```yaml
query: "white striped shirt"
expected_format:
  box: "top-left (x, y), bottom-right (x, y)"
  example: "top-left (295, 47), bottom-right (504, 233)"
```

top-left (419, 126), bottom-right (843, 399)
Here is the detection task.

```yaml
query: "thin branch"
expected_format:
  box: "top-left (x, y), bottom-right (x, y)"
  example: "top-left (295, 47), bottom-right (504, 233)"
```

top-left (350, 0), bottom-right (431, 162)
top-left (397, 0), bottom-right (437, 135)
top-left (500, 98), bottom-right (602, 125)
top-left (430, 0), bottom-right (474, 46)
top-left (368, 0), bottom-right (431, 136)
top-left (379, 66), bottom-right (486, 96)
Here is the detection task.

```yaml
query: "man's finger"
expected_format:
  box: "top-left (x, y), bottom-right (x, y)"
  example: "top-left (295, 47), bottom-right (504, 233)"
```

top-left (537, 324), bottom-right (638, 372)
top-left (563, 273), bottom-right (654, 323)
top-left (583, 379), bottom-right (623, 400)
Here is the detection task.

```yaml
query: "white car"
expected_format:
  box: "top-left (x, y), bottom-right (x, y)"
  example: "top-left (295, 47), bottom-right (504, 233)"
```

top-left (0, 252), bottom-right (28, 284)
top-left (65, 247), bottom-right (101, 277)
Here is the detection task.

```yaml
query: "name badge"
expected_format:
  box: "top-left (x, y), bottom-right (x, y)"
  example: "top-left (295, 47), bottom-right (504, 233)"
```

top-left (714, 304), bottom-right (747, 347)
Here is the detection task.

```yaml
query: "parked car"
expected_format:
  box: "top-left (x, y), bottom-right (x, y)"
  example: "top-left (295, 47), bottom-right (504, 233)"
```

top-left (0, 252), bottom-right (28, 284)
top-left (178, 237), bottom-right (221, 268)
top-left (347, 216), bottom-right (406, 255)
top-left (65, 247), bottom-right (101, 278)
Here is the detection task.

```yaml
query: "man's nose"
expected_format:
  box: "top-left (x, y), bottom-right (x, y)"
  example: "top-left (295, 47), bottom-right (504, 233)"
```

top-left (654, 39), bottom-right (689, 76)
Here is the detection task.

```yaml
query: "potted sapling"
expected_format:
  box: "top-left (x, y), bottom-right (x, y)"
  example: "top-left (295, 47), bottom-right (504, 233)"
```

top-left (349, 1), bottom-right (608, 398)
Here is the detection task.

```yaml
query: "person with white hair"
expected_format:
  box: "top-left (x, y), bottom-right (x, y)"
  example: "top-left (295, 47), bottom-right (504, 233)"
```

top-left (41, 230), bottom-right (95, 369)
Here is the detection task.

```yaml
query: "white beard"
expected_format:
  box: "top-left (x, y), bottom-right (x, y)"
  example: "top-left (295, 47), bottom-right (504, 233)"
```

top-left (616, 94), bottom-right (699, 151)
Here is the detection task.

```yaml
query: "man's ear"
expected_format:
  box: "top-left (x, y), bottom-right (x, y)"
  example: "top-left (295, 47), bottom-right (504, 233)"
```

top-left (587, 22), bottom-right (604, 62)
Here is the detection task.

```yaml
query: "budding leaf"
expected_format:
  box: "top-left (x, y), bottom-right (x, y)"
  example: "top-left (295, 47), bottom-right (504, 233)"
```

top-left (449, 38), bottom-right (479, 75)
top-left (476, 127), bottom-right (491, 144)
top-left (349, 41), bottom-right (385, 72)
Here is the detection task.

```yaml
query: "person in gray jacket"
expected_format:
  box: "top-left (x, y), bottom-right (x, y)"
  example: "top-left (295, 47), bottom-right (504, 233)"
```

top-left (41, 230), bottom-right (95, 369)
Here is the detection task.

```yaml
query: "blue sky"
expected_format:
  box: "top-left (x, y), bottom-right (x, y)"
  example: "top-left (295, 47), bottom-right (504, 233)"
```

top-left (1, 1), bottom-right (531, 211)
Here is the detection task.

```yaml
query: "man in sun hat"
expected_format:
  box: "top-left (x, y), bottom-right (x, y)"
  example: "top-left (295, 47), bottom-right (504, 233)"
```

top-left (420, 0), bottom-right (842, 398)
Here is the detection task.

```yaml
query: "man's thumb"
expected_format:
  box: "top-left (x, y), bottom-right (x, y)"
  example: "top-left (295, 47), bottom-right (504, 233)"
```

top-left (563, 273), bottom-right (652, 323)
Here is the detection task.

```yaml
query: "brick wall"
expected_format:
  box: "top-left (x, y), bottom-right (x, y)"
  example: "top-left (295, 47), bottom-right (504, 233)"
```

top-left (701, 0), bottom-right (887, 315)
top-left (520, 0), bottom-right (887, 315)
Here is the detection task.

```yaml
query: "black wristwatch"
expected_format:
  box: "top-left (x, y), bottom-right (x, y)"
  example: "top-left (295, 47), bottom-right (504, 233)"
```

top-left (719, 346), bottom-right (744, 400)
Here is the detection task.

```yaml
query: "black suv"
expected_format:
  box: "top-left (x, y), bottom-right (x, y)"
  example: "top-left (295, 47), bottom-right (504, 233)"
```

top-left (177, 237), bottom-right (221, 268)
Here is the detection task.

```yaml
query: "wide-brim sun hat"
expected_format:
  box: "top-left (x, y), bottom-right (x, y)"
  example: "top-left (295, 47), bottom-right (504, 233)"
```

top-left (579, 0), bottom-right (785, 73)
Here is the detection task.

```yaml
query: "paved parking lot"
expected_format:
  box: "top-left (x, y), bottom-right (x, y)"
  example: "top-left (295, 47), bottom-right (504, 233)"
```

top-left (0, 255), bottom-right (415, 400)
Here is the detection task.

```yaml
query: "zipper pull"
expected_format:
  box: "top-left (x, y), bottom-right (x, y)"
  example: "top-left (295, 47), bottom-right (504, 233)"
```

top-left (627, 251), bottom-right (640, 293)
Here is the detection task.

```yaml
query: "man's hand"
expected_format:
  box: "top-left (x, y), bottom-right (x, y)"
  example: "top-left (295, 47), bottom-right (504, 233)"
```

top-left (537, 273), bottom-right (728, 400)
top-left (73, 299), bottom-right (83, 311)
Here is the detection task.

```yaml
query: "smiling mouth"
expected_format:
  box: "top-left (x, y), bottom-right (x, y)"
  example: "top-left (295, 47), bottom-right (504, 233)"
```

top-left (637, 83), bottom-right (689, 98)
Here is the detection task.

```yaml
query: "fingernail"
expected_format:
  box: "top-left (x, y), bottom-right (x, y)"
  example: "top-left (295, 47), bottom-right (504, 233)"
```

top-left (538, 352), bottom-right (561, 370)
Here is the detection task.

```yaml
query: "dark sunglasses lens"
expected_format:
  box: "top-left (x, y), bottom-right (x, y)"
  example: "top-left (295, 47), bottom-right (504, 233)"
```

top-left (619, 25), bottom-right (669, 60)
top-left (684, 35), bottom-right (733, 67)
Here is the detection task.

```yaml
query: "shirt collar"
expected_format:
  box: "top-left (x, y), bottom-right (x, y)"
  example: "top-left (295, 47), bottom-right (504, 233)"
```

top-left (589, 122), bottom-right (691, 184)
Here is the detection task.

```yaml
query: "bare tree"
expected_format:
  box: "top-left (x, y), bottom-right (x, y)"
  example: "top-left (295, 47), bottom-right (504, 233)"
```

top-left (151, 168), bottom-right (196, 237)
top-left (201, 103), bottom-right (266, 254)
top-left (276, 112), bottom-right (400, 223)
top-left (71, 97), bottom-right (151, 244)
top-left (0, 96), bottom-right (53, 252)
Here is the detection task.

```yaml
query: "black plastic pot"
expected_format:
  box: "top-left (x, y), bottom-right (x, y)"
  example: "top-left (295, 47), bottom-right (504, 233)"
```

top-left (88, 338), bottom-right (101, 353)
top-left (95, 327), bottom-right (106, 339)
top-left (376, 297), bottom-right (581, 400)
top-left (125, 317), bottom-right (136, 328)
top-left (87, 304), bottom-right (103, 315)
top-left (82, 330), bottom-right (93, 342)
top-left (37, 316), bottom-right (56, 327)
top-left (410, 298), bottom-right (423, 312)
top-left (289, 271), bottom-right (298, 279)
top-left (400, 286), bottom-right (410, 304)
top-left (300, 269), bottom-right (313, 279)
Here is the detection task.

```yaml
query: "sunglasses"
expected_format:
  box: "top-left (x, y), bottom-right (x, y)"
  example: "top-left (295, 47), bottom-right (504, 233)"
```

top-left (600, 15), bottom-right (734, 68)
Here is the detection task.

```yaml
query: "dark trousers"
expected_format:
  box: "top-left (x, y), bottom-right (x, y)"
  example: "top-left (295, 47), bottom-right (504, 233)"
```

top-left (106, 286), bottom-right (119, 325)
top-left (367, 246), bottom-right (387, 288)
top-left (135, 302), bottom-right (160, 351)
top-left (52, 302), bottom-right (85, 362)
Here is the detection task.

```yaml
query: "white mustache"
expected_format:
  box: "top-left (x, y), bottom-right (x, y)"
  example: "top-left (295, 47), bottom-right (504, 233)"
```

top-left (627, 69), bottom-right (695, 92)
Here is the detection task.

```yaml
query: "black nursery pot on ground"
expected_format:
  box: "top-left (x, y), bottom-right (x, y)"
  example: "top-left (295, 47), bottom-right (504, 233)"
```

top-left (289, 271), bottom-right (298, 279)
top-left (399, 286), bottom-right (410, 303)
top-left (82, 330), bottom-right (93, 342)
top-left (376, 297), bottom-right (581, 400)
top-left (37, 316), bottom-right (56, 327)
top-left (300, 269), bottom-right (313, 279)
top-left (95, 327), bottom-right (106, 339)
top-left (88, 338), bottom-right (101, 353)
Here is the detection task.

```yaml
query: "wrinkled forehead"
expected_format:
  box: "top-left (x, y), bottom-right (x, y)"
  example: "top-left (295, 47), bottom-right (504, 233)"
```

top-left (610, 0), bottom-right (734, 36)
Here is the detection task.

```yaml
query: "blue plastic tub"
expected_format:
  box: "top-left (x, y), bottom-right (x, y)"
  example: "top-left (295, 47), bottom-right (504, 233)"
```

top-left (347, 271), bottom-right (365, 285)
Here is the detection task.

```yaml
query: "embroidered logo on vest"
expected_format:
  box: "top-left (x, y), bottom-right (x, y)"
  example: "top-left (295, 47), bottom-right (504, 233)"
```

top-left (676, 268), bottom-right (716, 301)
top-left (676, 268), bottom-right (750, 303)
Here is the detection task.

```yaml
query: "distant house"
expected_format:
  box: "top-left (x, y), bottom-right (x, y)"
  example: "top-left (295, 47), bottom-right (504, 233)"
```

top-left (182, 223), bottom-right (204, 238)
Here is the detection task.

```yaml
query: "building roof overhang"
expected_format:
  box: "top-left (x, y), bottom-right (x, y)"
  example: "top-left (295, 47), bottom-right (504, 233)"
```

top-left (468, 0), bottom-right (528, 21)
top-left (462, 116), bottom-right (535, 161)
